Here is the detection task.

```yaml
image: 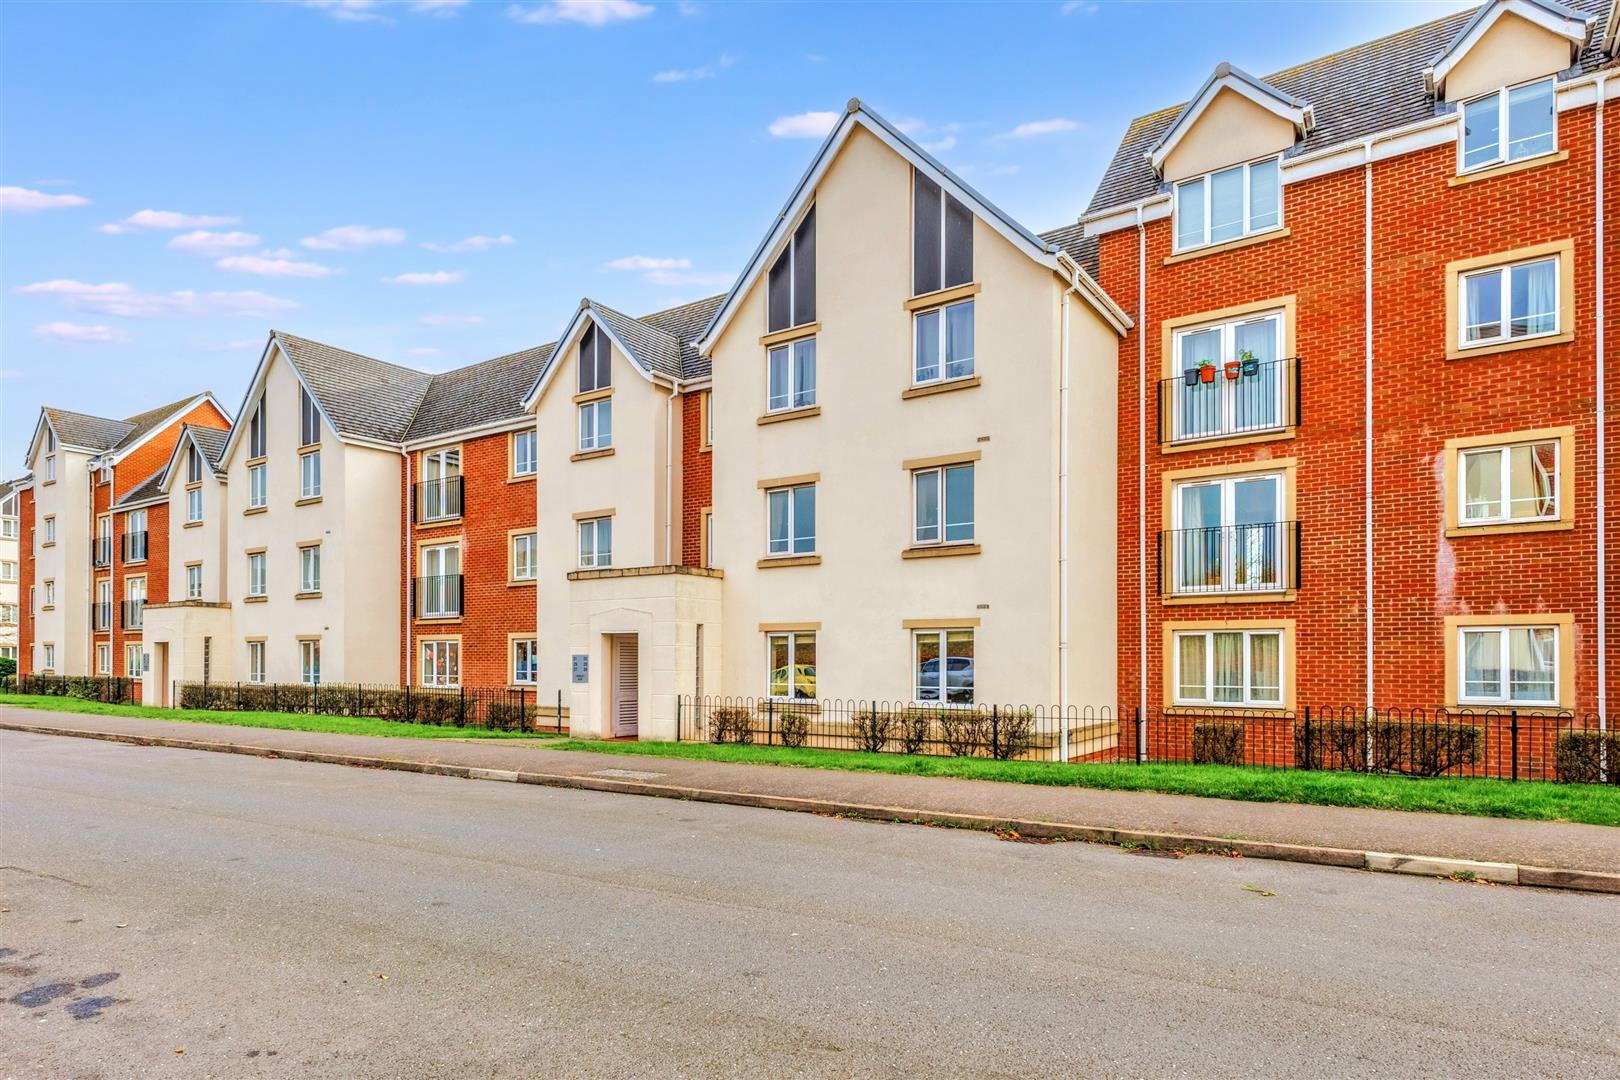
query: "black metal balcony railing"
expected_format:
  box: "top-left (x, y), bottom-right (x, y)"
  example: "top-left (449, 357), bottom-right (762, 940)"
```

top-left (120, 600), bottom-right (145, 631)
top-left (414, 476), bottom-right (464, 524)
top-left (1157, 357), bottom-right (1300, 445)
top-left (413, 574), bottom-right (464, 619)
top-left (121, 531), bottom-right (148, 563)
top-left (1157, 521), bottom-right (1301, 597)
top-left (92, 601), bottom-right (113, 633)
top-left (92, 537), bottom-right (113, 568)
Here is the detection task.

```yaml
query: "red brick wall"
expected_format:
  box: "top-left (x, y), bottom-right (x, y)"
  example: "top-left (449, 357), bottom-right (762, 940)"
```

top-left (681, 390), bottom-right (711, 566)
top-left (1103, 99), bottom-right (1615, 715)
top-left (17, 487), bottom-right (34, 676)
top-left (400, 429), bottom-right (537, 690)
top-left (93, 471), bottom-right (112, 672)
top-left (112, 401), bottom-right (231, 502)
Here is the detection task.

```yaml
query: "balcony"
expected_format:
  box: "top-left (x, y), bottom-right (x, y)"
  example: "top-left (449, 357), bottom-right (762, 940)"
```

top-left (121, 600), bottom-right (145, 631)
top-left (414, 574), bottom-right (464, 619)
top-left (1157, 521), bottom-right (1300, 597)
top-left (1157, 357), bottom-right (1299, 445)
top-left (91, 601), bottom-right (113, 633)
top-left (92, 537), bottom-right (113, 568)
top-left (122, 530), bottom-right (148, 563)
top-left (414, 476), bottom-right (464, 524)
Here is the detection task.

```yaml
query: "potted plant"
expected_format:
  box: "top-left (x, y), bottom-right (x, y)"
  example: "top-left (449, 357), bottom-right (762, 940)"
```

top-left (1183, 366), bottom-right (1200, 387)
top-left (1198, 358), bottom-right (1216, 384)
top-left (1239, 349), bottom-right (1260, 378)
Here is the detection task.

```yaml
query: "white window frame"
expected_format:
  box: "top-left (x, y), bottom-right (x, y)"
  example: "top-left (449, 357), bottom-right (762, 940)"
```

top-left (300, 544), bottom-right (321, 594)
top-left (421, 639), bottom-right (460, 689)
top-left (512, 637), bottom-right (538, 686)
top-left (247, 552), bottom-right (267, 597)
top-left (43, 579), bottom-right (55, 608)
top-left (1457, 76), bottom-right (1558, 174)
top-left (97, 643), bottom-right (112, 675)
top-left (125, 576), bottom-right (146, 629)
top-left (578, 516), bottom-right (612, 569)
top-left (419, 448), bottom-right (462, 521)
top-left (912, 298), bottom-right (975, 387)
top-left (187, 564), bottom-right (203, 600)
top-left (300, 639), bottom-right (321, 686)
top-left (43, 515), bottom-right (56, 544)
top-left (300, 449), bottom-right (321, 500)
top-left (299, 385), bottom-right (322, 447)
top-left (126, 644), bottom-right (145, 678)
top-left (419, 542), bottom-right (461, 617)
top-left (765, 338), bottom-right (817, 413)
top-left (1172, 628), bottom-right (1286, 708)
top-left (765, 630), bottom-right (816, 701)
top-left (765, 483), bottom-right (816, 557)
top-left (1458, 439), bottom-right (1560, 526)
top-left (96, 578), bottom-right (112, 630)
top-left (43, 643), bottom-right (56, 672)
top-left (1169, 470), bottom-right (1286, 595)
top-left (578, 399), bottom-right (613, 452)
top-left (247, 641), bottom-right (266, 685)
top-left (186, 485), bottom-right (204, 523)
top-left (512, 429), bottom-right (537, 476)
top-left (0, 561), bottom-right (16, 583)
top-left (248, 462), bottom-right (267, 509)
top-left (1169, 310), bottom-right (1286, 442)
top-left (125, 509), bottom-right (148, 562)
top-left (44, 455), bottom-right (55, 482)
top-left (912, 628), bottom-right (975, 706)
top-left (511, 531), bottom-right (537, 581)
top-left (1457, 625), bottom-right (1559, 707)
top-left (1172, 155), bottom-right (1283, 253)
top-left (1457, 255), bottom-right (1561, 349)
top-left (912, 462), bottom-right (975, 547)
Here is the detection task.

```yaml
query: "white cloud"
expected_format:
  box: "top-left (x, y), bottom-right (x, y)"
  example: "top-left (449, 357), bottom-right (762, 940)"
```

top-left (167, 230), bottom-right (261, 256)
top-left (412, 0), bottom-right (468, 13)
top-left (676, 1), bottom-right (701, 14)
top-left (35, 321), bottom-right (128, 344)
top-left (653, 54), bottom-right (734, 83)
top-left (381, 270), bottom-right (464, 285)
top-left (300, 0), bottom-right (389, 21)
top-left (606, 254), bottom-right (727, 288)
top-left (99, 208), bottom-right (239, 234)
top-left (217, 254), bottom-right (339, 278)
top-left (418, 313), bottom-right (484, 326)
top-left (768, 111), bottom-right (839, 139)
top-left (922, 135), bottom-right (957, 153)
top-left (1, 186), bottom-right (90, 213)
top-left (607, 255), bottom-right (692, 271)
top-left (15, 279), bottom-right (298, 320)
top-left (996, 118), bottom-right (1079, 140)
top-left (420, 233), bottom-right (515, 253)
top-left (507, 0), bottom-right (653, 26)
top-left (301, 224), bottom-right (406, 250)
top-left (1060, 1), bottom-right (1100, 14)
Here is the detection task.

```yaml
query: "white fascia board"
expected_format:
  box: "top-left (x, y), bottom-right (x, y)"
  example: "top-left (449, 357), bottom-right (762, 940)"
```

top-left (1082, 197), bottom-right (1172, 238)
top-left (402, 413), bottom-right (535, 452)
top-left (105, 392), bottom-right (225, 468)
top-left (520, 304), bottom-right (665, 412)
top-left (1147, 71), bottom-right (1310, 176)
top-left (217, 334), bottom-right (280, 468)
top-left (1429, 0), bottom-right (1591, 93)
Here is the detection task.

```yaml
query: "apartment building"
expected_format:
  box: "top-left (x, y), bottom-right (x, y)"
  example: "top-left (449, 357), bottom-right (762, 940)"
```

top-left (16, 395), bottom-right (231, 680)
top-left (1063, 0), bottom-right (1618, 715)
top-left (0, 478), bottom-right (21, 665)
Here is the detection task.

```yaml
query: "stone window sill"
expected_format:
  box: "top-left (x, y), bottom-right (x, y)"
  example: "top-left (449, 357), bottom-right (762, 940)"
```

top-left (901, 543), bottom-right (981, 560)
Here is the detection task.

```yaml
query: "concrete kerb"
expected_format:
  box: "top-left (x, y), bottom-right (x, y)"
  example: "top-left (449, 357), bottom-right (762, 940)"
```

top-left (4, 719), bottom-right (1618, 895)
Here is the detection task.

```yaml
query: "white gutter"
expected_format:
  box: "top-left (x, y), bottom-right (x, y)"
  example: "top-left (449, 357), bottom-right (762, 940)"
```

top-left (1058, 284), bottom-right (1073, 742)
top-left (1135, 202), bottom-right (1148, 722)
top-left (1595, 73), bottom-right (1608, 727)
top-left (401, 447), bottom-right (412, 687)
top-left (1363, 138), bottom-right (1375, 709)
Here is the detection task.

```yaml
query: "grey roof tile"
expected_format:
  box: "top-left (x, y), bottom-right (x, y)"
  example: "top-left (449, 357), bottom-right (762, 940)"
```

top-left (44, 408), bottom-right (134, 451)
top-left (272, 332), bottom-right (433, 444)
top-left (591, 301), bottom-right (685, 381)
top-left (637, 294), bottom-right (725, 380)
top-left (181, 425), bottom-right (231, 478)
top-left (113, 465), bottom-right (167, 508)
top-left (1037, 222), bottom-right (1099, 279)
top-left (405, 343), bottom-right (555, 442)
top-left (1086, 0), bottom-right (1613, 215)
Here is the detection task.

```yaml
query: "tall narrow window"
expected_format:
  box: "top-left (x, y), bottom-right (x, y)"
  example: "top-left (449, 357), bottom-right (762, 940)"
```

top-left (578, 399), bottom-right (613, 452)
top-left (913, 463), bottom-right (975, 546)
top-left (766, 631), bottom-right (816, 700)
top-left (300, 639), bottom-right (321, 686)
top-left (247, 552), bottom-right (266, 596)
top-left (766, 339), bottom-right (817, 412)
top-left (125, 577), bottom-right (145, 630)
top-left (419, 448), bottom-right (461, 520)
top-left (578, 323), bottom-right (612, 393)
top-left (914, 628), bottom-right (975, 705)
top-left (765, 483), bottom-right (817, 556)
top-left (96, 579), bottom-right (112, 631)
top-left (187, 445), bottom-right (203, 484)
top-left (97, 643), bottom-right (112, 675)
top-left (512, 638), bottom-right (538, 685)
top-left (1169, 472), bottom-right (1287, 595)
top-left (299, 385), bottom-right (321, 446)
top-left (419, 542), bottom-right (461, 617)
top-left (512, 429), bottom-right (537, 477)
top-left (247, 641), bottom-right (265, 684)
top-left (300, 449), bottom-right (321, 499)
top-left (187, 486), bottom-right (204, 523)
top-left (125, 509), bottom-right (148, 562)
top-left (300, 544), bottom-right (321, 593)
top-left (43, 515), bottom-right (55, 545)
top-left (248, 462), bottom-right (267, 509)
top-left (578, 517), bottom-right (612, 569)
top-left (187, 564), bottom-right (203, 600)
top-left (766, 206), bottom-right (816, 332)
top-left (912, 171), bottom-right (972, 295)
top-left (1174, 157), bottom-right (1281, 251)
top-left (511, 531), bottom-right (537, 581)
top-left (126, 644), bottom-right (146, 677)
top-left (1460, 78), bottom-right (1555, 172)
top-left (248, 399), bottom-right (266, 458)
top-left (1170, 311), bottom-right (1286, 442)
top-left (43, 643), bottom-right (57, 671)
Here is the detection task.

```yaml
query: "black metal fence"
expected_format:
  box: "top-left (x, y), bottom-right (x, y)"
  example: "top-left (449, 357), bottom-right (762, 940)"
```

top-left (91, 537), bottom-right (112, 568)
top-left (2, 673), bottom-right (142, 703)
top-left (676, 697), bottom-right (1616, 784)
top-left (1157, 356), bottom-right (1300, 445)
top-left (173, 680), bottom-right (567, 734)
top-left (121, 530), bottom-right (148, 563)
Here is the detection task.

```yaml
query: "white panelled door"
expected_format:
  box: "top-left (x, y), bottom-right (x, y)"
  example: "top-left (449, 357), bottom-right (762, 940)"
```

top-left (611, 635), bottom-right (639, 738)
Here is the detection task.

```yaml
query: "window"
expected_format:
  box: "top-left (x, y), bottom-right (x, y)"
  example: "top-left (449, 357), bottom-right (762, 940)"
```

top-left (1460, 256), bottom-right (1559, 347)
top-left (125, 577), bottom-right (145, 630)
top-left (300, 544), bottom-right (321, 593)
top-left (419, 542), bottom-right (461, 617)
top-left (913, 299), bottom-right (974, 385)
top-left (421, 639), bottom-right (460, 688)
top-left (766, 338), bottom-right (817, 412)
top-left (299, 385), bottom-right (321, 447)
top-left (0, 604), bottom-right (16, 626)
top-left (1460, 440), bottom-right (1558, 525)
top-left (43, 515), bottom-right (55, 544)
top-left (1459, 625), bottom-right (1558, 705)
top-left (43, 579), bottom-right (55, 608)
top-left (187, 445), bottom-right (203, 484)
top-left (1460, 78), bottom-right (1555, 172)
top-left (419, 448), bottom-right (461, 520)
top-left (1174, 156), bottom-right (1281, 251)
top-left (0, 561), bottom-right (16, 582)
top-left (187, 564), bottom-right (203, 600)
top-left (96, 579), bottom-right (111, 630)
top-left (96, 515), bottom-right (113, 566)
top-left (99, 465), bottom-right (112, 485)
top-left (186, 485), bottom-right (203, 523)
top-left (914, 628), bottom-right (974, 705)
top-left (512, 638), bottom-right (538, 685)
top-left (512, 429), bottom-right (537, 477)
top-left (912, 171), bottom-right (972, 295)
top-left (766, 483), bottom-right (816, 556)
top-left (247, 552), bottom-right (266, 597)
top-left (125, 509), bottom-right (147, 562)
top-left (248, 462), bottom-right (267, 509)
top-left (300, 639), bottom-right (321, 686)
top-left (578, 323), bottom-right (612, 394)
top-left (44, 455), bottom-right (55, 482)
top-left (97, 643), bottom-right (112, 675)
top-left (248, 399), bottom-right (266, 458)
top-left (246, 641), bottom-right (265, 684)
top-left (1169, 471), bottom-right (1287, 595)
top-left (578, 516), bottom-right (612, 569)
top-left (126, 644), bottom-right (145, 677)
top-left (767, 205), bottom-right (816, 331)
top-left (511, 531), bottom-right (537, 581)
top-left (767, 631), bottom-right (816, 700)
top-left (1173, 628), bottom-right (1284, 707)
top-left (1170, 310), bottom-right (1285, 441)
top-left (0, 491), bottom-right (16, 539)
top-left (300, 450), bottom-right (321, 499)
top-left (578, 399), bottom-right (613, 452)
top-left (0, 646), bottom-right (13, 662)
top-left (913, 462), bottom-right (975, 546)
top-left (43, 643), bottom-right (56, 671)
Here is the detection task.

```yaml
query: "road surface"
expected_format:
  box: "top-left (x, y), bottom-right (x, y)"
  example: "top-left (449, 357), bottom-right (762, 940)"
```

top-left (1, 730), bottom-right (1615, 1078)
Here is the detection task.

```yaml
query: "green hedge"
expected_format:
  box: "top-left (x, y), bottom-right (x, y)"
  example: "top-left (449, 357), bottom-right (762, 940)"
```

top-left (1555, 731), bottom-right (1620, 785)
top-left (1295, 719), bottom-right (1481, 777)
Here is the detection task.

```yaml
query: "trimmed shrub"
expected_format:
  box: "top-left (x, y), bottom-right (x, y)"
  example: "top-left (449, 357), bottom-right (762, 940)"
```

top-left (1295, 719), bottom-right (1479, 776)
top-left (851, 709), bottom-right (894, 753)
top-left (1404, 724), bottom-right (1481, 777)
top-left (940, 710), bottom-right (987, 757)
top-left (0, 657), bottom-right (16, 679)
top-left (1192, 723), bottom-right (1245, 766)
top-left (898, 708), bottom-right (934, 755)
top-left (777, 708), bottom-right (810, 749)
top-left (1555, 731), bottom-right (1620, 785)
top-left (412, 691), bottom-right (462, 726)
top-left (990, 708), bottom-right (1037, 760)
top-left (484, 700), bottom-right (532, 732)
top-left (709, 706), bottom-right (754, 745)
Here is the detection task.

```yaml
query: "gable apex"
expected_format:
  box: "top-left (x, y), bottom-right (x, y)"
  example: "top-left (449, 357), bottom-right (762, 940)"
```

top-left (1425, 0), bottom-right (1591, 96)
top-left (1146, 63), bottom-right (1313, 177)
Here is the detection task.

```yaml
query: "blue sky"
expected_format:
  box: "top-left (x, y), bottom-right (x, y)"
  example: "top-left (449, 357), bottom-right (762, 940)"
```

top-left (1, 0), bottom-right (1473, 470)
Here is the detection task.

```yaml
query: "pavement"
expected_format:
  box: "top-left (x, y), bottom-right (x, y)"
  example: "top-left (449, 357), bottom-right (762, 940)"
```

top-left (2, 731), bottom-right (1617, 1079)
top-left (2, 707), bottom-right (1618, 888)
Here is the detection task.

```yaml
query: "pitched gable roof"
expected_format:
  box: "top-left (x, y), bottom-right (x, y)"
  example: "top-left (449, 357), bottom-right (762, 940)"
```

top-left (1427, 0), bottom-right (1593, 94)
top-left (113, 465), bottom-right (168, 509)
top-left (43, 408), bottom-right (132, 452)
top-left (521, 294), bottom-right (727, 407)
top-left (187, 425), bottom-right (230, 473)
top-left (405, 343), bottom-right (555, 443)
top-left (1147, 62), bottom-right (1313, 175)
top-left (271, 332), bottom-right (434, 444)
top-left (1086, 0), bottom-right (1614, 215)
top-left (636, 294), bottom-right (726, 381)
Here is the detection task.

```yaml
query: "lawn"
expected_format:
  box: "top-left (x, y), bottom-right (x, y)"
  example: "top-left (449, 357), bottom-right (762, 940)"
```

top-left (0, 693), bottom-right (561, 742)
top-left (542, 738), bottom-right (1620, 827)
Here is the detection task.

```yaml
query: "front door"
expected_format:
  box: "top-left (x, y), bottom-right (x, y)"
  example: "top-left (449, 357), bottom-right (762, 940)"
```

top-left (611, 634), bottom-right (639, 738)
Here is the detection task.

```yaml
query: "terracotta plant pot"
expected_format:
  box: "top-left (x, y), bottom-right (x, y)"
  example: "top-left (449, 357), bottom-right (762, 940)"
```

top-left (1199, 365), bottom-right (1216, 384)
top-left (1224, 361), bottom-right (1242, 380)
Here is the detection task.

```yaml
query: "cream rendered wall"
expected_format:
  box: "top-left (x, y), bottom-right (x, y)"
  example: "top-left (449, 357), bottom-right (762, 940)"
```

top-left (1064, 298), bottom-right (1120, 708)
top-left (709, 125), bottom-right (1078, 706)
top-left (1161, 88), bottom-right (1297, 183)
top-left (167, 468), bottom-right (228, 602)
top-left (1443, 12), bottom-right (1574, 102)
top-left (29, 445), bottom-right (92, 674)
top-left (340, 443), bottom-right (402, 682)
top-left (0, 501), bottom-right (18, 657)
top-left (533, 330), bottom-right (674, 709)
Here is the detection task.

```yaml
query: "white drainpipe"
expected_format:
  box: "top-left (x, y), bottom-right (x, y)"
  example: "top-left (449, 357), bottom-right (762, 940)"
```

top-left (1058, 283), bottom-right (1073, 736)
top-left (401, 447), bottom-right (412, 686)
top-left (1135, 203), bottom-right (1148, 721)
top-left (1363, 137), bottom-right (1376, 709)
top-left (665, 382), bottom-right (677, 565)
top-left (1595, 73), bottom-right (1609, 725)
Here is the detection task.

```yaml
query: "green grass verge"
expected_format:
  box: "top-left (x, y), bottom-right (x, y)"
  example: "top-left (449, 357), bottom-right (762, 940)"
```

top-left (542, 738), bottom-right (1620, 827)
top-left (0, 693), bottom-right (561, 741)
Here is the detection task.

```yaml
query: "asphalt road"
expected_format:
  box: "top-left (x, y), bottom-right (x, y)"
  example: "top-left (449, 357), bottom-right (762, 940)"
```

top-left (1, 731), bottom-right (1615, 1079)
